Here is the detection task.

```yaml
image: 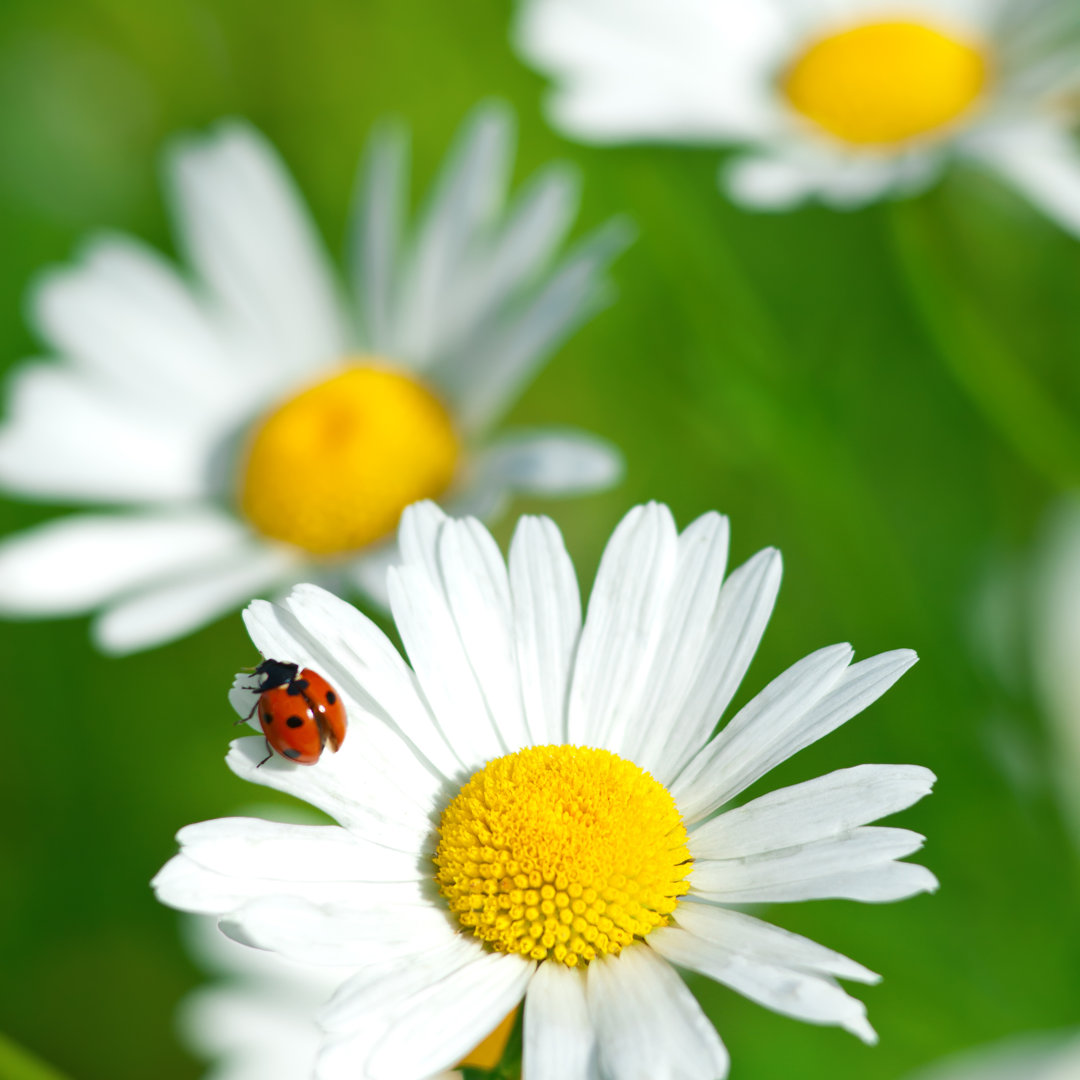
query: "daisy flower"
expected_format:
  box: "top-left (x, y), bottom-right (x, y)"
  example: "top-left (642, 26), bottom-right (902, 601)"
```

top-left (0, 104), bottom-right (628, 654)
top-left (515, 0), bottom-right (1080, 229)
top-left (154, 501), bottom-right (936, 1080)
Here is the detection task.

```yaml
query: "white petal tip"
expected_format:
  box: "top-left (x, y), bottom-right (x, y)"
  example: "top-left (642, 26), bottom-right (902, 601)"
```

top-left (398, 500), bottom-right (449, 536)
top-left (851, 1018), bottom-right (879, 1045)
top-left (91, 616), bottom-right (151, 657)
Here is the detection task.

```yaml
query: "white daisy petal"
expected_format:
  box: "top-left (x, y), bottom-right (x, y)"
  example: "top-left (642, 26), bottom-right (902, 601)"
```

top-left (392, 103), bottom-right (515, 366)
top-left (670, 903), bottom-right (879, 985)
top-left (568, 502), bottom-right (679, 749)
top-left (181, 916), bottom-right (469, 1080)
top-left (436, 516), bottom-right (531, 750)
top-left (516, 0), bottom-right (775, 144)
top-left (449, 218), bottom-right (635, 435)
top-left (447, 164), bottom-right (582, 347)
top-left (389, 503), bottom-right (511, 763)
top-left (0, 509), bottom-right (246, 616)
top-left (152, 853), bottom-right (377, 916)
top-left (31, 234), bottom-right (248, 415)
top-left (319, 935), bottom-right (483, 1033)
top-left (397, 498), bottom-right (449, 584)
top-left (691, 826), bottom-right (937, 903)
top-left (969, 122), bottom-right (1080, 238)
top-left (154, 842), bottom-right (439, 939)
top-left (0, 363), bottom-right (213, 503)
top-left (725, 149), bottom-right (923, 212)
top-left (588, 946), bottom-right (729, 1080)
top-left (93, 544), bottom-right (294, 655)
top-left (620, 512), bottom-right (730, 771)
top-left (724, 152), bottom-right (823, 210)
top-left (350, 120), bottom-right (410, 354)
top-left (650, 925), bottom-right (877, 1044)
top-left (169, 120), bottom-right (349, 377)
top-left (219, 892), bottom-right (456, 968)
top-left (171, 817), bottom-right (427, 884)
top-left (689, 764), bottom-right (937, 858)
top-left (638, 543), bottom-right (783, 784)
top-left (319, 949), bottom-right (534, 1080)
top-left (179, 915), bottom-right (362, 1080)
top-left (238, 593), bottom-right (450, 815)
top-left (469, 429), bottom-right (625, 499)
top-left (509, 514), bottom-right (582, 745)
top-left (524, 961), bottom-right (598, 1080)
top-left (273, 584), bottom-right (466, 780)
top-left (154, 855), bottom-right (250, 914)
top-left (226, 732), bottom-right (436, 854)
top-left (673, 647), bottom-right (917, 823)
top-left (181, 983), bottom-right (328, 1080)
top-left (228, 670), bottom-right (261, 729)
top-left (388, 563), bottom-right (508, 765)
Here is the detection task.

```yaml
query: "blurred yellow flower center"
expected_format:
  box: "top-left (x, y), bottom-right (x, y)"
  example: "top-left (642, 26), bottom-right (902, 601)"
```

top-left (782, 20), bottom-right (989, 146)
top-left (435, 745), bottom-right (692, 968)
top-left (238, 365), bottom-right (459, 556)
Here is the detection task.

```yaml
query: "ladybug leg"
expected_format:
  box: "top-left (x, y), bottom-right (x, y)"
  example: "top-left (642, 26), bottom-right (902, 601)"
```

top-left (239, 685), bottom-right (266, 723)
top-left (236, 702), bottom-right (259, 725)
top-left (256, 739), bottom-right (274, 768)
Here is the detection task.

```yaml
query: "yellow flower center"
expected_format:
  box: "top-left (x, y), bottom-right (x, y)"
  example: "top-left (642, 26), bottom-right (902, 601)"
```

top-left (238, 364), bottom-right (459, 556)
top-left (435, 745), bottom-right (692, 968)
top-left (782, 20), bottom-right (989, 146)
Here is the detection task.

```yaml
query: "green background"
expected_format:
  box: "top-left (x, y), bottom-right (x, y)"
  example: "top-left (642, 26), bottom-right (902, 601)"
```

top-left (1, 0), bottom-right (1078, 1077)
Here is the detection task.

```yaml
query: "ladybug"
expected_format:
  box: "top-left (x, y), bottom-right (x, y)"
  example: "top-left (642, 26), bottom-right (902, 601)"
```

top-left (245, 659), bottom-right (346, 766)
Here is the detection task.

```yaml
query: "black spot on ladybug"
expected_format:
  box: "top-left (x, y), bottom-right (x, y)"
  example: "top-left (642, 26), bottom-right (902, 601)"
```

top-left (325, 690), bottom-right (337, 705)
top-left (283, 748), bottom-right (302, 760)
top-left (286, 679), bottom-right (310, 696)
top-left (286, 715), bottom-right (304, 729)
top-left (264, 712), bottom-right (273, 724)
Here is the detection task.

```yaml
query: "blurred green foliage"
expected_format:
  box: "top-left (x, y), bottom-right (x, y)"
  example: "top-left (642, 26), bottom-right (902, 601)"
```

top-left (0, 1033), bottom-right (70, 1080)
top-left (1, 1), bottom-right (1079, 1078)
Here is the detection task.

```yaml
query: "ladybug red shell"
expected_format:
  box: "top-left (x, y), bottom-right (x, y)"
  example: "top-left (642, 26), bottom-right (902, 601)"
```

top-left (247, 659), bottom-right (346, 766)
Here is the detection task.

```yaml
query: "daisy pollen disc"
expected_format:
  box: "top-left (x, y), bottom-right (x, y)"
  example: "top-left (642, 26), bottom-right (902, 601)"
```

top-left (782, 20), bottom-right (989, 147)
top-left (238, 365), bottom-right (459, 555)
top-left (435, 745), bottom-right (692, 968)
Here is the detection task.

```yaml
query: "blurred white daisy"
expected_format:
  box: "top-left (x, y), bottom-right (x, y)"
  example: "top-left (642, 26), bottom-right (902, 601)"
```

top-left (0, 104), bottom-right (629, 654)
top-left (1030, 498), bottom-right (1080, 850)
top-left (903, 1031), bottom-right (1080, 1080)
top-left (515, 0), bottom-right (1080, 227)
top-left (155, 500), bottom-right (936, 1080)
top-left (180, 916), bottom-right (467, 1080)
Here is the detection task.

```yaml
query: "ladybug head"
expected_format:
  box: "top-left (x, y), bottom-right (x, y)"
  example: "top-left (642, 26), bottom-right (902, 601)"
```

top-left (253, 658), bottom-right (300, 691)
